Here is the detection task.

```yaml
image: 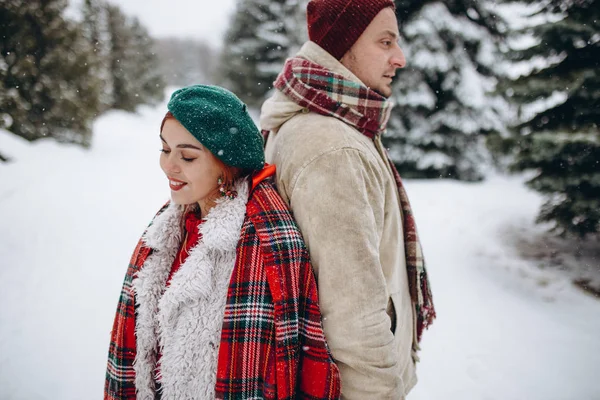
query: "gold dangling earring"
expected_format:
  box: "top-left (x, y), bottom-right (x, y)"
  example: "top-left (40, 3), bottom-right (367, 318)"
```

top-left (218, 177), bottom-right (237, 200)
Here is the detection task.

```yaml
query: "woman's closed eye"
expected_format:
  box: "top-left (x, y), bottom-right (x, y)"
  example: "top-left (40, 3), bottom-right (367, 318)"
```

top-left (160, 148), bottom-right (195, 162)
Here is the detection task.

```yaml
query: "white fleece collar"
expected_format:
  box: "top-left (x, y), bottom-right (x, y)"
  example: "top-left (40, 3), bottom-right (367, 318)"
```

top-left (132, 178), bottom-right (249, 399)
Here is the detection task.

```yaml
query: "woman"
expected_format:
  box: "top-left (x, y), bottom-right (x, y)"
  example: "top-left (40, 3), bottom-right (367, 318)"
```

top-left (104, 85), bottom-right (340, 400)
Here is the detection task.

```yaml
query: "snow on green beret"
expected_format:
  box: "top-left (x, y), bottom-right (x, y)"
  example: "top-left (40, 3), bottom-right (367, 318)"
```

top-left (167, 85), bottom-right (265, 171)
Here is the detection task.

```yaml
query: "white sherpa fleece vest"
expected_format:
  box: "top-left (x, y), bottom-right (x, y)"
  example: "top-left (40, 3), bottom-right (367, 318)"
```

top-left (132, 180), bottom-right (249, 400)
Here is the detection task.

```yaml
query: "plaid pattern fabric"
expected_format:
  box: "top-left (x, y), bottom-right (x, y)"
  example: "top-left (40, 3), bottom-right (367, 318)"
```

top-left (273, 57), bottom-right (436, 342)
top-left (274, 57), bottom-right (392, 137)
top-left (386, 157), bottom-right (436, 341)
top-left (217, 179), bottom-right (340, 399)
top-left (104, 203), bottom-right (168, 400)
top-left (104, 179), bottom-right (340, 399)
top-left (104, 237), bottom-right (150, 399)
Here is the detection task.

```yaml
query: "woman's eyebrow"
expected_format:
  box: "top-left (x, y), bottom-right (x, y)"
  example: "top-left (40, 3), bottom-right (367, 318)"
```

top-left (159, 134), bottom-right (201, 150)
top-left (176, 143), bottom-right (202, 150)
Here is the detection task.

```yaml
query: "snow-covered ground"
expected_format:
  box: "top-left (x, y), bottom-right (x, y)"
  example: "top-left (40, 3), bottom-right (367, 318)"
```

top-left (1, 99), bottom-right (599, 400)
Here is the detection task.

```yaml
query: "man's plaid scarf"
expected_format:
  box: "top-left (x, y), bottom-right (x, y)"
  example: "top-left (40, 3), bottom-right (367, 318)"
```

top-left (274, 57), bottom-right (436, 342)
top-left (104, 178), bottom-right (341, 399)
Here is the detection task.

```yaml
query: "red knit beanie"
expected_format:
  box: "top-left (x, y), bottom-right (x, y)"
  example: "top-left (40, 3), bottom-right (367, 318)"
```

top-left (307, 0), bottom-right (396, 60)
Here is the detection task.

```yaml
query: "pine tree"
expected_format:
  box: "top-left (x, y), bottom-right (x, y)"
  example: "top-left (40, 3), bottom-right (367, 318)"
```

top-left (505, 0), bottom-right (600, 237)
top-left (0, 0), bottom-right (101, 147)
top-left (220, 0), bottom-right (304, 106)
top-left (105, 5), bottom-right (164, 112)
top-left (128, 18), bottom-right (165, 106)
top-left (105, 4), bottom-right (137, 112)
top-left (81, 0), bottom-right (114, 112)
top-left (385, 0), bottom-right (509, 181)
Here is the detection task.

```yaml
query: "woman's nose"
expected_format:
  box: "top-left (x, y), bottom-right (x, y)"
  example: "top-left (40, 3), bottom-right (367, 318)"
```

top-left (162, 154), bottom-right (180, 174)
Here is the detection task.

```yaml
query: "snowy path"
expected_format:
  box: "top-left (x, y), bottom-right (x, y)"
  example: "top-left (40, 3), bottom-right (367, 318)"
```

top-left (1, 104), bottom-right (599, 400)
top-left (407, 179), bottom-right (600, 400)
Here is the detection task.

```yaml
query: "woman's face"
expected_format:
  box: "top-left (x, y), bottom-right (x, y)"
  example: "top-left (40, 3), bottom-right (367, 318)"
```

top-left (159, 119), bottom-right (222, 210)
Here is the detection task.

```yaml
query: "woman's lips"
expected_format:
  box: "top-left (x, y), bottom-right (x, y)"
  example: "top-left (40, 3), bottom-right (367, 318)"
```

top-left (168, 177), bottom-right (187, 191)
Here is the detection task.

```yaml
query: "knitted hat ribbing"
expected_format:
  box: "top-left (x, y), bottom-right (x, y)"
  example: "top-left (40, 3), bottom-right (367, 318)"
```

top-left (167, 85), bottom-right (265, 171)
top-left (307, 0), bottom-right (396, 60)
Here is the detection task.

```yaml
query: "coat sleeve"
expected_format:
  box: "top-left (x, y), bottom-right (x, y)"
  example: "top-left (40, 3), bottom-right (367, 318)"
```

top-left (288, 147), bottom-right (404, 399)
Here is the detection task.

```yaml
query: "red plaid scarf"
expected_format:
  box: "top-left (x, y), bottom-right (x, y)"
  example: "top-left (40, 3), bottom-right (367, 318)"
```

top-left (104, 177), bottom-right (340, 399)
top-left (273, 57), bottom-right (436, 342)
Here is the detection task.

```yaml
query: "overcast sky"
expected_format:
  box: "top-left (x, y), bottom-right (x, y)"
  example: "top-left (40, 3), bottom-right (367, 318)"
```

top-left (69, 0), bottom-right (238, 48)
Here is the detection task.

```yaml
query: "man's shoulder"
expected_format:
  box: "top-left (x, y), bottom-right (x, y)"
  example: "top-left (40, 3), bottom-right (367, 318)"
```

top-left (276, 112), bottom-right (370, 154)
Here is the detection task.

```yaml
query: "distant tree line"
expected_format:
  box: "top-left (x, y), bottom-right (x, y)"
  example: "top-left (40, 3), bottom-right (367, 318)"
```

top-left (0, 0), bottom-right (597, 237)
top-left (154, 38), bottom-right (219, 87)
top-left (0, 0), bottom-right (165, 148)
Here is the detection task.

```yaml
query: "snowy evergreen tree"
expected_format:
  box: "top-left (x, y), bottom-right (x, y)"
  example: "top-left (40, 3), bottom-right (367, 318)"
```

top-left (81, 0), bottom-right (114, 112)
top-left (0, 0), bottom-right (101, 147)
top-left (105, 5), bottom-right (164, 112)
top-left (105, 5), bottom-right (135, 111)
top-left (385, 1), bottom-right (509, 181)
top-left (220, 0), bottom-right (305, 106)
top-left (128, 18), bottom-right (165, 106)
top-left (505, 0), bottom-right (600, 237)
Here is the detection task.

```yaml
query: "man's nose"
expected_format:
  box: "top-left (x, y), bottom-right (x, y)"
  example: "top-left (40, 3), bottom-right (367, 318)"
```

top-left (391, 45), bottom-right (406, 69)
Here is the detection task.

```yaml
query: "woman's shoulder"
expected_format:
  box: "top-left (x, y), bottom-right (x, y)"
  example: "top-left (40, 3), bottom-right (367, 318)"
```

top-left (243, 179), bottom-right (311, 290)
top-left (245, 179), bottom-right (304, 243)
top-left (247, 179), bottom-right (292, 220)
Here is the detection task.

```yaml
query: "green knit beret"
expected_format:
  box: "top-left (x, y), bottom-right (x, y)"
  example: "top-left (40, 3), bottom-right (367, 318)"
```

top-left (167, 85), bottom-right (265, 171)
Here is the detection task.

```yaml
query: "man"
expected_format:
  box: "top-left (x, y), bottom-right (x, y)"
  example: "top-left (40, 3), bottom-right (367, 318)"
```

top-left (260, 0), bottom-right (435, 398)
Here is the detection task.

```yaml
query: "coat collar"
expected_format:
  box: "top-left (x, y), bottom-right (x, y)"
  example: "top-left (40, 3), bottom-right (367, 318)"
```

top-left (138, 178), bottom-right (250, 303)
top-left (142, 178), bottom-right (249, 254)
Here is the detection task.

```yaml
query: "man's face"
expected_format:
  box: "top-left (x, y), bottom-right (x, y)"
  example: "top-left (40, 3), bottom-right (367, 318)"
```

top-left (340, 7), bottom-right (406, 97)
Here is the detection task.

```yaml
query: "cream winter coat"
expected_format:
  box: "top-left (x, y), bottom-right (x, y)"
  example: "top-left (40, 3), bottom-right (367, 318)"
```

top-left (260, 41), bottom-right (417, 399)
